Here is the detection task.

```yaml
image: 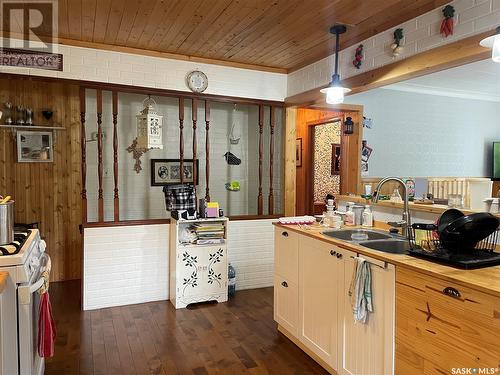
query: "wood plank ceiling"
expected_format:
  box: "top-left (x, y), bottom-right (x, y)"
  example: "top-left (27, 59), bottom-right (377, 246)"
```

top-left (56, 0), bottom-right (448, 71)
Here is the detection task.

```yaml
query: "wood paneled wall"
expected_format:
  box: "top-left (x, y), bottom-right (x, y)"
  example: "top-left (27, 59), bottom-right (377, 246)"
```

top-left (0, 78), bottom-right (82, 282)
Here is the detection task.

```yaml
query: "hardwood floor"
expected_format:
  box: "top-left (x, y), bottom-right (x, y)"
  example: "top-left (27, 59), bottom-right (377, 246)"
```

top-left (46, 281), bottom-right (328, 375)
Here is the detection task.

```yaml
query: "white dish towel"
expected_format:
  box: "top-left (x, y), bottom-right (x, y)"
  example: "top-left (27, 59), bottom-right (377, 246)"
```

top-left (348, 257), bottom-right (373, 324)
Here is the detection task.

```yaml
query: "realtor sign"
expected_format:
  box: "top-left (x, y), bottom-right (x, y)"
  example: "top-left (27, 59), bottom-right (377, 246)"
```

top-left (0, 0), bottom-right (61, 71)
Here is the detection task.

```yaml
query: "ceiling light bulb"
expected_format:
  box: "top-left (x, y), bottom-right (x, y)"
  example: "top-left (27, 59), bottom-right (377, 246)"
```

top-left (324, 86), bottom-right (345, 104)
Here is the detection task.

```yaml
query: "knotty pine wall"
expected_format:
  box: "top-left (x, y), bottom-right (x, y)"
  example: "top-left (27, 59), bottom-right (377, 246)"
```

top-left (0, 78), bottom-right (82, 282)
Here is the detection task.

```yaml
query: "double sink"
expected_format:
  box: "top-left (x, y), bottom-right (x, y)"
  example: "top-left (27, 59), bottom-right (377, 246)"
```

top-left (322, 229), bottom-right (411, 254)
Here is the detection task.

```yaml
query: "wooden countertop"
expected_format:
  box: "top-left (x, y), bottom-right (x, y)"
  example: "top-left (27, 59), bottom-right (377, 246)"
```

top-left (274, 223), bottom-right (500, 298)
top-left (0, 272), bottom-right (8, 294)
top-left (336, 194), bottom-right (500, 217)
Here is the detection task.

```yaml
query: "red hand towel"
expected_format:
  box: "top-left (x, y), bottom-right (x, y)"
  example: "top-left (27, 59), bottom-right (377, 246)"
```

top-left (38, 292), bottom-right (56, 357)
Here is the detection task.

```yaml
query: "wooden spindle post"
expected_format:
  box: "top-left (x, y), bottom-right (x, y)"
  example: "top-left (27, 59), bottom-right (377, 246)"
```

top-left (258, 104), bottom-right (264, 215)
top-left (205, 100), bottom-right (210, 202)
top-left (192, 98), bottom-right (198, 209)
top-left (268, 106), bottom-right (275, 215)
top-left (179, 97), bottom-right (185, 184)
top-left (79, 87), bottom-right (87, 224)
top-left (97, 89), bottom-right (104, 222)
top-left (112, 91), bottom-right (119, 222)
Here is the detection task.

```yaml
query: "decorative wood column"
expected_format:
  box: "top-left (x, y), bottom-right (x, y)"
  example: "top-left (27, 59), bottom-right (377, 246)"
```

top-left (179, 98), bottom-right (185, 184)
top-left (79, 87), bottom-right (87, 224)
top-left (112, 91), bottom-right (119, 222)
top-left (192, 98), bottom-right (198, 208)
top-left (96, 89), bottom-right (104, 222)
top-left (205, 100), bottom-right (210, 202)
top-left (268, 106), bottom-right (275, 215)
top-left (258, 104), bottom-right (264, 215)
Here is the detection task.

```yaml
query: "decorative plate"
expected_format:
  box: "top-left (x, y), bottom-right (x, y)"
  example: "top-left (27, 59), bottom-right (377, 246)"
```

top-left (186, 70), bottom-right (208, 93)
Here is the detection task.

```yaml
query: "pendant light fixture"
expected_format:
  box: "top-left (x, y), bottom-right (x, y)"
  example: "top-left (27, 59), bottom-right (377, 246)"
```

top-left (480, 26), bottom-right (500, 62)
top-left (320, 24), bottom-right (351, 104)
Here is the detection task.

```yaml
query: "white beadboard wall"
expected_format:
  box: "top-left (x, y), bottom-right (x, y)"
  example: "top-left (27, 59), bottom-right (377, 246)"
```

top-left (83, 219), bottom-right (275, 310)
top-left (0, 38), bottom-right (287, 102)
top-left (287, 0), bottom-right (500, 97)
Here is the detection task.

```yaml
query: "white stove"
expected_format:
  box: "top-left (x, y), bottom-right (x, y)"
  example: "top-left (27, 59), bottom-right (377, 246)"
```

top-left (0, 226), bottom-right (47, 375)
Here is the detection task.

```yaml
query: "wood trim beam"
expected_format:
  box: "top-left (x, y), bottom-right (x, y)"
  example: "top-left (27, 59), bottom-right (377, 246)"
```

top-left (57, 37), bottom-right (288, 74)
top-left (284, 107), bottom-right (296, 217)
top-left (285, 31), bottom-right (493, 106)
top-left (0, 73), bottom-right (285, 108)
top-left (96, 89), bottom-right (104, 222)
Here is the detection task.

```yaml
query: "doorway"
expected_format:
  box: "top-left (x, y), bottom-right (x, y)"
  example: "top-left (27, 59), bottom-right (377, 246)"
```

top-left (295, 106), bottom-right (363, 216)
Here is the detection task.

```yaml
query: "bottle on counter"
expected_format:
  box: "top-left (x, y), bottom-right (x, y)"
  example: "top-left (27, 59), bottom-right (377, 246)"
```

top-left (345, 206), bottom-right (355, 226)
top-left (228, 263), bottom-right (236, 298)
top-left (362, 205), bottom-right (373, 227)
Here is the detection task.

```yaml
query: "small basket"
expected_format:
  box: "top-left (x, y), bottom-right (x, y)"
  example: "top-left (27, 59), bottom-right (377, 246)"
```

top-left (409, 222), bottom-right (499, 253)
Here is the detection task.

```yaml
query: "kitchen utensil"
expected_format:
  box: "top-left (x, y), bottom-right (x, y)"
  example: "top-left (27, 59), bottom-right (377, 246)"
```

top-left (16, 106), bottom-right (25, 125)
top-left (25, 107), bottom-right (33, 125)
top-left (4, 102), bottom-right (12, 124)
top-left (440, 212), bottom-right (499, 250)
top-left (0, 200), bottom-right (14, 245)
top-left (437, 208), bottom-right (464, 234)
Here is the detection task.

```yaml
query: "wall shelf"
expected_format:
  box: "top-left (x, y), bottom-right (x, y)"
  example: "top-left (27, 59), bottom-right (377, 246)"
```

top-left (0, 124), bottom-right (66, 142)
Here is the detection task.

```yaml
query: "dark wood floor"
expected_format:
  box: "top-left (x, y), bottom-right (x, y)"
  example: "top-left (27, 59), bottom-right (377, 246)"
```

top-left (46, 281), bottom-right (328, 375)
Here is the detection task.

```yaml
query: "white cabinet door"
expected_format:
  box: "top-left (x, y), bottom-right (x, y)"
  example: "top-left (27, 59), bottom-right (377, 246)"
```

top-left (274, 275), bottom-right (299, 336)
top-left (177, 245), bottom-right (227, 299)
top-left (298, 236), bottom-right (342, 370)
top-left (274, 227), bottom-right (299, 283)
top-left (340, 254), bottom-right (395, 375)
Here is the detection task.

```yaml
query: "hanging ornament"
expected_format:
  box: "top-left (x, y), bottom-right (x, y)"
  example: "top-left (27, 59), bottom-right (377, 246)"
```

top-left (390, 28), bottom-right (404, 57)
top-left (440, 5), bottom-right (455, 37)
top-left (352, 44), bottom-right (364, 69)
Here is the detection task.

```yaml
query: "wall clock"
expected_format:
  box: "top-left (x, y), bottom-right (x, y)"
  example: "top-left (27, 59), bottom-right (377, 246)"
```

top-left (186, 70), bottom-right (208, 93)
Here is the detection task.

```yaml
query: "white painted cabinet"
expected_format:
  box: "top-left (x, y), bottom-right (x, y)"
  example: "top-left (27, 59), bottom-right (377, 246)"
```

top-left (170, 218), bottom-right (228, 309)
top-left (340, 254), bottom-right (395, 375)
top-left (273, 228), bottom-right (395, 375)
top-left (273, 227), bottom-right (299, 335)
top-left (298, 235), bottom-right (351, 370)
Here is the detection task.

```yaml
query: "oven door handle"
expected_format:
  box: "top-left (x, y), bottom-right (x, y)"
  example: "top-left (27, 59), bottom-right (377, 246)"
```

top-left (18, 254), bottom-right (51, 305)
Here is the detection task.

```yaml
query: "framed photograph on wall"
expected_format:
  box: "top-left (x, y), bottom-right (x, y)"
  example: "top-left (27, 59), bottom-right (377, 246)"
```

top-left (16, 131), bottom-right (53, 163)
top-left (151, 159), bottom-right (199, 186)
top-left (331, 143), bottom-right (341, 175)
top-left (296, 138), bottom-right (302, 167)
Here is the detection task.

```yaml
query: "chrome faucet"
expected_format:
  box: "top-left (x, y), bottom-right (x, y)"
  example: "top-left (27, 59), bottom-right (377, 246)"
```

top-left (372, 177), bottom-right (411, 239)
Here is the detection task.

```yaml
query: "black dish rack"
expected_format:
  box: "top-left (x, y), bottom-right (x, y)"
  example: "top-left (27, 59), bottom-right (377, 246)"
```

top-left (408, 223), bottom-right (500, 269)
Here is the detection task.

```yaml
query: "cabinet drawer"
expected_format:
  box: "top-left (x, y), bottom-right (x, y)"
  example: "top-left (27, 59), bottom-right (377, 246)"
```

top-left (396, 267), bottom-right (500, 373)
top-left (274, 227), bottom-right (299, 283)
top-left (274, 275), bottom-right (298, 336)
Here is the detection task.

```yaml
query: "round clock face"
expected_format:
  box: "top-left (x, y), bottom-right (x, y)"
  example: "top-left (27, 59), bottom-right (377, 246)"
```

top-left (186, 71), bottom-right (208, 93)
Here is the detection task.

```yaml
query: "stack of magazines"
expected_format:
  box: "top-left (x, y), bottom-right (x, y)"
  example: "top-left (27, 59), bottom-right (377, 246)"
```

top-left (190, 222), bottom-right (225, 245)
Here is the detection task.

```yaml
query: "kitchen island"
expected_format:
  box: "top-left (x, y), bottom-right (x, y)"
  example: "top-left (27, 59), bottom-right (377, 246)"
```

top-left (273, 222), bottom-right (500, 375)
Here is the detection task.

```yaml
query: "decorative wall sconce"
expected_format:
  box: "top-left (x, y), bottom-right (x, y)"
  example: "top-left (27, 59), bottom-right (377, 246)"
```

top-left (344, 116), bottom-right (354, 135)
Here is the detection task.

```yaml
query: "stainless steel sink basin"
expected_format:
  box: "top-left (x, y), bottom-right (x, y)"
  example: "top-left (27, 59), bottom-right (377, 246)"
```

top-left (358, 240), bottom-right (411, 254)
top-left (322, 229), bottom-right (393, 241)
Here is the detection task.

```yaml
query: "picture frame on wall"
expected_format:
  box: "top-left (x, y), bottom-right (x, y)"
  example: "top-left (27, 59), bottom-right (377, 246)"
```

top-left (16, 131), bottom-right (53, 163)
top-left (331, 143), bottom-right (341, 175)
top-left (296, 138), bottom-right (302, 167)
top-left (151, 159), bottom-right (199, 186)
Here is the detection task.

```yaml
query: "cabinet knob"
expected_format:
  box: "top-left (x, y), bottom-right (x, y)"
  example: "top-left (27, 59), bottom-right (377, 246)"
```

top-left (336, 253), bottom-right (343, 259)
top-left (330, 250), bottom-right (337, 256)
top-left (443, 286), bottom-right (461, 299)
top-left (281, 231), bottom-right (289, 237)
top-left (281, 281), bottom-right (288, 288)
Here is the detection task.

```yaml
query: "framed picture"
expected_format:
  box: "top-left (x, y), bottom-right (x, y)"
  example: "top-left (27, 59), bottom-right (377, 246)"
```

top-left (16, 131), bottom-right (53, 163)
top-left (331, 143), bottom-right (341, 175)
top-left (151, 159), bottom-right (199, 186)
top-left (296, 138), bottom-right (302, 167)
